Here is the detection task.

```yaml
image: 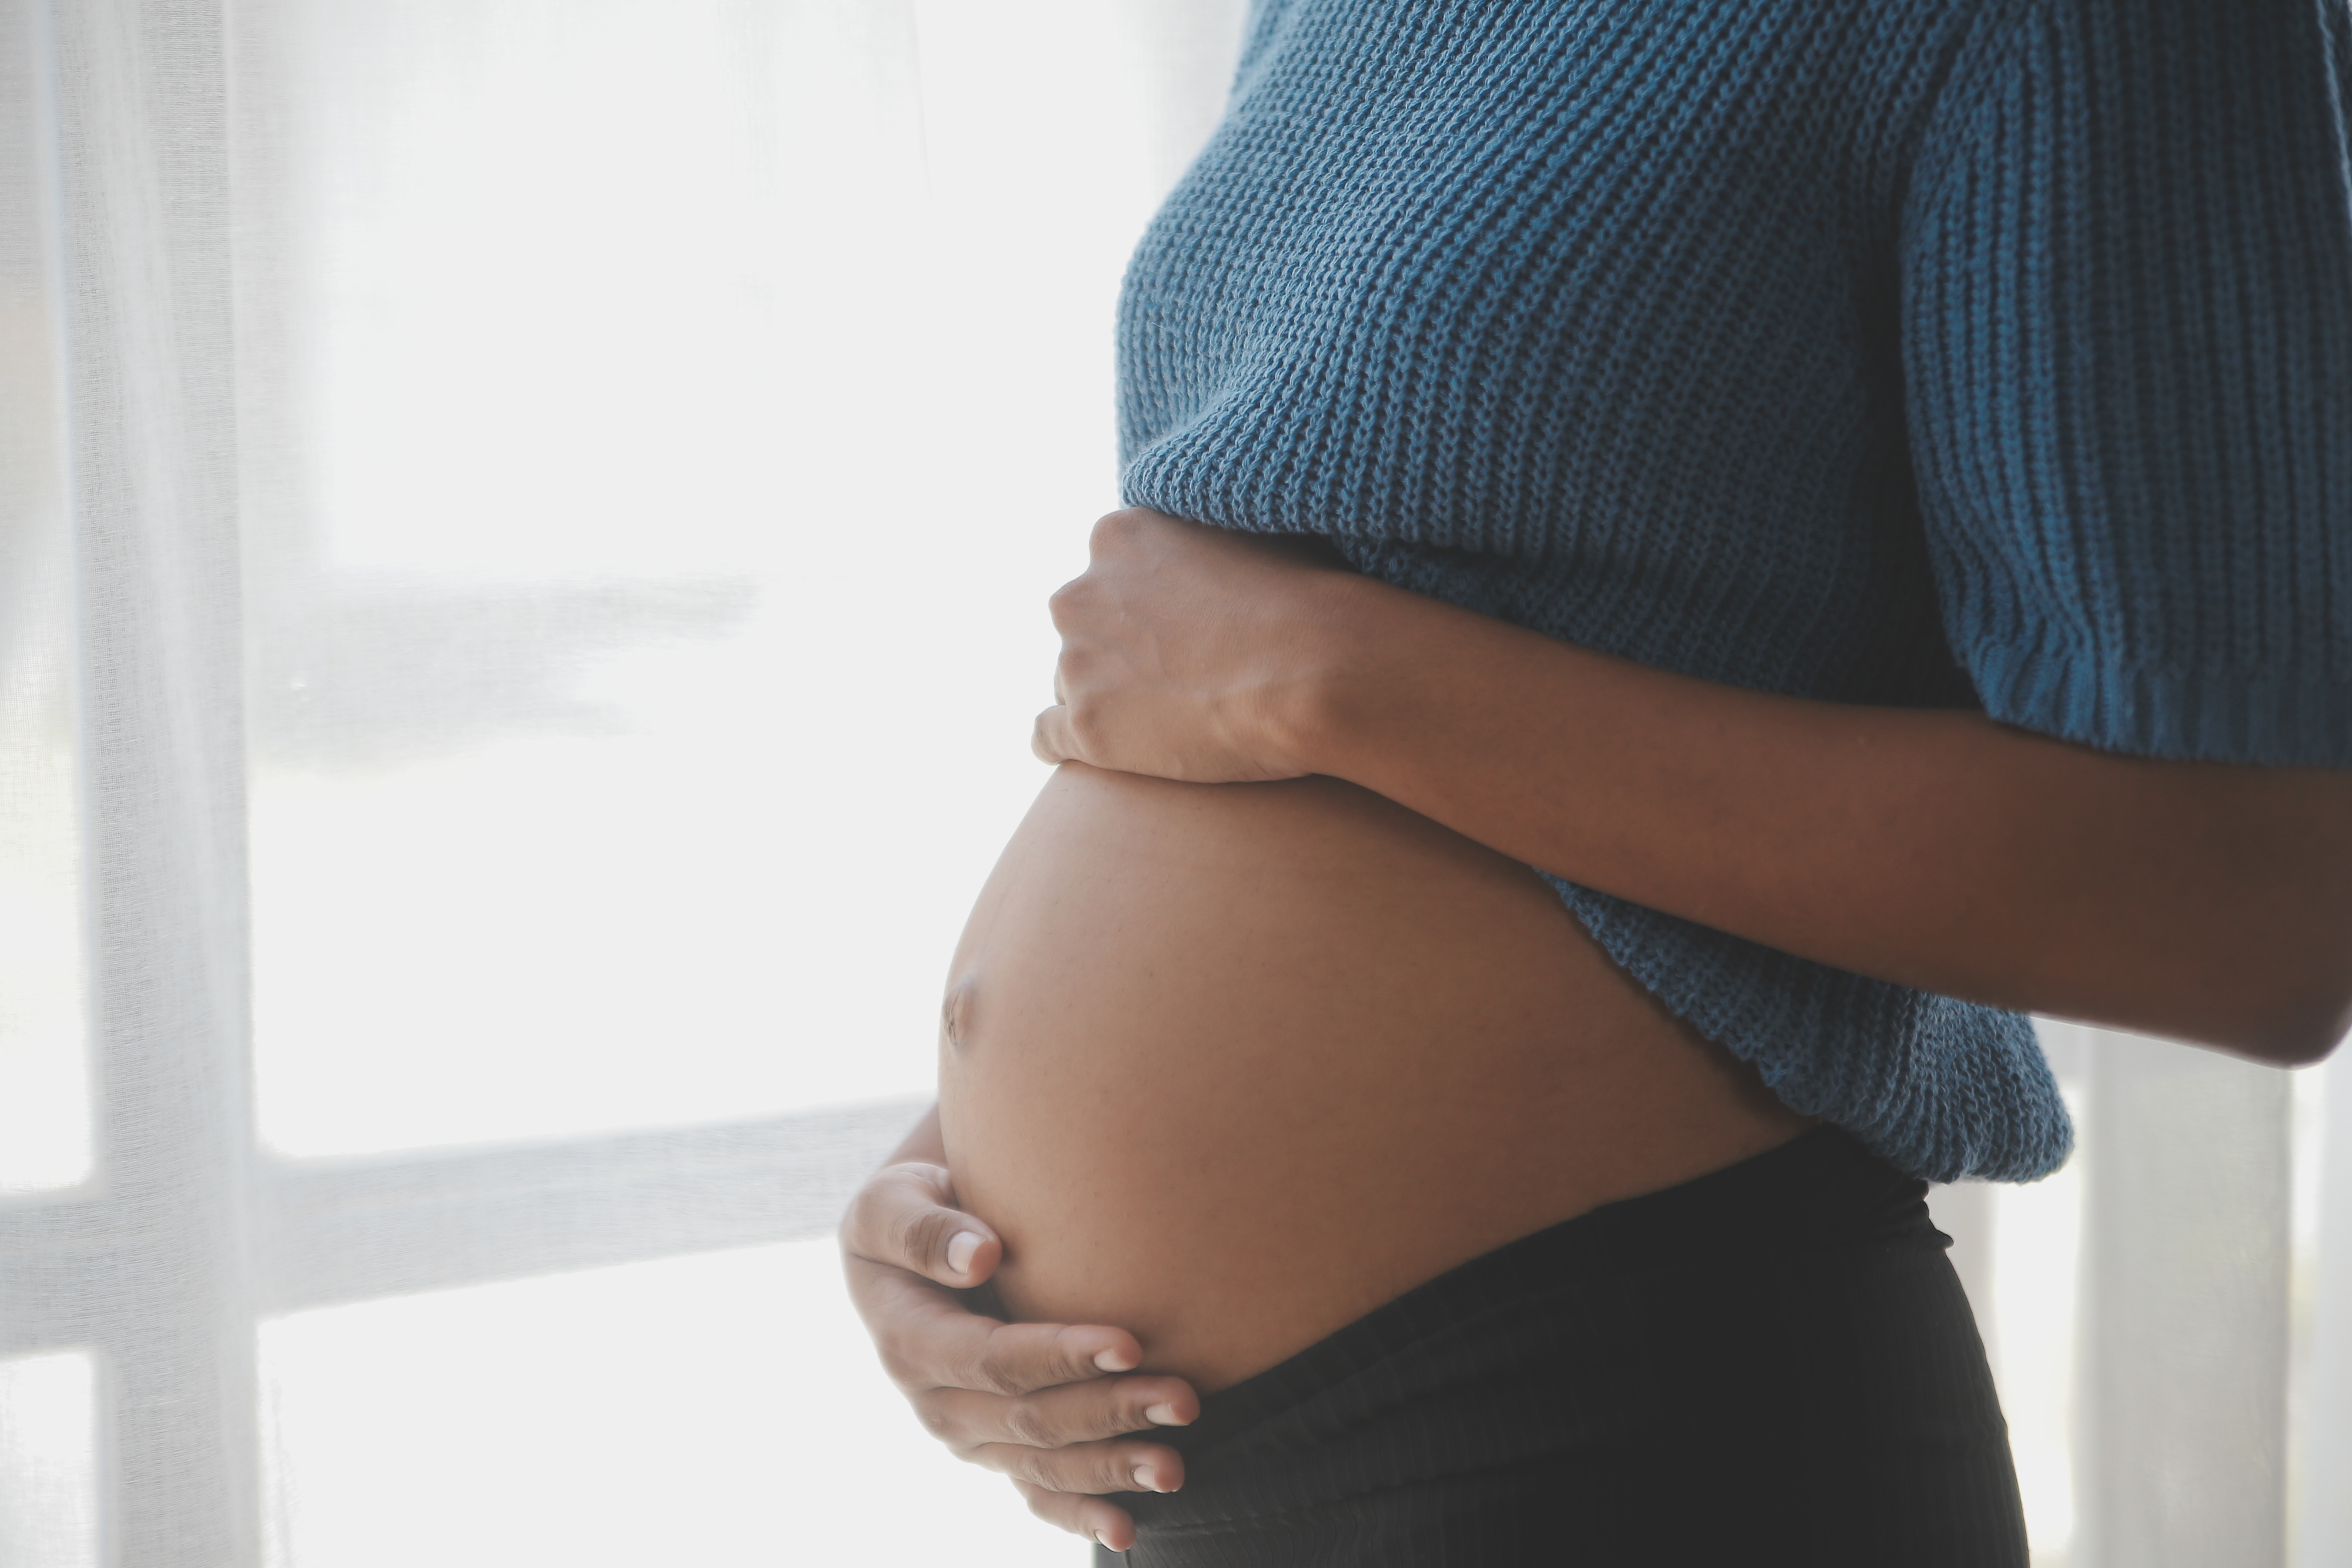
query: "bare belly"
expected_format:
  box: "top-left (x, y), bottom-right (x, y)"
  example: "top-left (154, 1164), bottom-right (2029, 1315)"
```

top-left (937, 764), bottom-right (1811, 1391)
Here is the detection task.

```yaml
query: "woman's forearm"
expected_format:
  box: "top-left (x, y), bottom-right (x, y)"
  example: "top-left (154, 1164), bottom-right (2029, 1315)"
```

top-left (1289, 571), bottom-right (2352, 1064)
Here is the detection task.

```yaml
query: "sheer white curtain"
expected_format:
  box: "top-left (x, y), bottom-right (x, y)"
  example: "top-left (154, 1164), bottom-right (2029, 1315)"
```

top-left (0, 2), bottom-right (2343, 1564)
top-left (1, 0), bottom-right (1240, 1560)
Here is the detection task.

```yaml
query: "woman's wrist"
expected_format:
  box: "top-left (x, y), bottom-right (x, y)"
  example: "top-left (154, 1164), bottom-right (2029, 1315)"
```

top-left (1274, 567), bottom-right (1491, 794)
top-left (1264, 567), bottom-right (1398, 781)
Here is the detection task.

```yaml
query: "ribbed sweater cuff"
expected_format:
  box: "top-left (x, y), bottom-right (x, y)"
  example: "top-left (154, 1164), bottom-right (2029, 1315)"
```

top-left (1972, 638), bottom-right (2352, 767)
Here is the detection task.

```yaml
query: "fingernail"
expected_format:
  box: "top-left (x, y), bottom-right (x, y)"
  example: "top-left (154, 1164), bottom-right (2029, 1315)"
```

top-left (1143, 1402), bottom-right (1184, 1426)
top-left (1093, 1347), bottom-right (1138, 1373)
top-left (1132, 1463), bottom-right (1161, 1493)
top-left (945, 1231), bottom-right (982, 1277)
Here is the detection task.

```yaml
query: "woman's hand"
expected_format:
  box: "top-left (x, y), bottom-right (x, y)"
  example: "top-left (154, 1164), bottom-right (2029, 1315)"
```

top-left (840, 1154), bottom-right (1200, 1551)
top-left (1031, 508), bottom-right (1356, 782)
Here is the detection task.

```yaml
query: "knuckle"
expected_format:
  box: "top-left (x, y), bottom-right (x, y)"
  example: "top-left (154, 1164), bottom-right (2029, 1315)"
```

top-left (1000, 1400), bottom-right (1060, 1450)
top-left (843, 1165), bottom-right (940, 1258)
top-left (889, 1206), bottom-right (955, 1272)
top-left (969, 1340), bottom-right (1033, 1398)
top-left (957, 1346), bottom-right (1020, 1398)
top-left (997, 1445), bottom-right (1053, 1487)
top-left (911, 1395), bottom-right (960, 1444)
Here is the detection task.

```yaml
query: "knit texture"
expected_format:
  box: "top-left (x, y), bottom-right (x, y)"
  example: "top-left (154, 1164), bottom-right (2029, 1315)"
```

top-left (1115, 0), bottom-right (2352, 1182)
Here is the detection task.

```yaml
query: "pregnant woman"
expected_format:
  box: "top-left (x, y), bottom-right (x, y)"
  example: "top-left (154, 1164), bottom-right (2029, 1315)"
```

top-left (843, 1), bottom-right (2352, 1562)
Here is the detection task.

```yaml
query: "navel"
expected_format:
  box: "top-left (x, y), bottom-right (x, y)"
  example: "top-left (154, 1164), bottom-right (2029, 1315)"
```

top-left (941, 976), bottom-right (978, 1052)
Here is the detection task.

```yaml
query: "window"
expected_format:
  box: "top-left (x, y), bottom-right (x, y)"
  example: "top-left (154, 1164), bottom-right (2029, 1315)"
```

top-left (0, 0), bottom-right (1237, 1557)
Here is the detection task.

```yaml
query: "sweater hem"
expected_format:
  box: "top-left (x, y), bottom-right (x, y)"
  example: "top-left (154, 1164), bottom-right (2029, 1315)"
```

top-left (1971, 640), bottom-right (2352, 767)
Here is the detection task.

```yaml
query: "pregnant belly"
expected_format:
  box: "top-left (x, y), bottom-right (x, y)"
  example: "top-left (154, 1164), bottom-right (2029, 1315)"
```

top-left (937, 764), bottom-right (1810, 1391)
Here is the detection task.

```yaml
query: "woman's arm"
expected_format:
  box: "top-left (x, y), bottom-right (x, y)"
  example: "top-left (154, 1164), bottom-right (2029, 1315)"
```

top-left (1034, 509), bottom-right (2352, 1065)
top-left (840, 1104), bottom-right (1198, 1549)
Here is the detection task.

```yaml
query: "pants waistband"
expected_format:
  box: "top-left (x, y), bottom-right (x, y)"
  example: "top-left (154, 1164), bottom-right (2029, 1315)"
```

top-left (1165, 1126), bottom-right (1932, 1460)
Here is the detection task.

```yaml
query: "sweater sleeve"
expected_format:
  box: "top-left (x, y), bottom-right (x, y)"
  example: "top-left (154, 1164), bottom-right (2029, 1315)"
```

top-left (1900, 0), bottom-right (2352, 765)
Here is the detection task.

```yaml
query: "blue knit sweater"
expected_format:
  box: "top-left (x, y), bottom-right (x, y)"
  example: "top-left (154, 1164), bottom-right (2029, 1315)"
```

top-left (1115, 0), bottom-right (2352, 1182)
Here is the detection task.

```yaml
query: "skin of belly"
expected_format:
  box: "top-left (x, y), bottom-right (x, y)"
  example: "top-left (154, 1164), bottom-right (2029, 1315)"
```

top-left (937, 763), bottom-right (1813, 1392)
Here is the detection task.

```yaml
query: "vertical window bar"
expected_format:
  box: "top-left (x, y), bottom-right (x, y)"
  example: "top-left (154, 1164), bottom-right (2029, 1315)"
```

top-left (2076, 1031), bottom-right (2292, 1568)
top-left (0, 0), bottom-right (91, 1205)
top-left (51, 0), bottom-right (260, 1562)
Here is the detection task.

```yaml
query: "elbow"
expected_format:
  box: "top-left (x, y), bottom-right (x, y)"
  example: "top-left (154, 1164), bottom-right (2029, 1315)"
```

top-left (2232, 980), bottom-right (2352, 1068)
top-left (2199, 882), bottom-right (2352, 1066)
top-left (2146, 934), bottom-right (2352, 1065)
top-left (2117, 770), bottom-right (2352, 1066)
top-left (2266, 1015), bottom-right (2347, 1068)
top-left (2242, 1020), bottom-right (2344, 1068)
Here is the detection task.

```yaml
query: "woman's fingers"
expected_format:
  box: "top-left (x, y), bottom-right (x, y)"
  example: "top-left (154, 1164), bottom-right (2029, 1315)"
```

top-left (840, 1162), bottom-right (1000, 1288)
top-left (1033, 704), bottom-right (1077, 765)
top-left (947, 1316), bottom-right (1157, 1399)
top-left (836, 1152), bottom-right (1198, 1542)
top-left (968, 1433), bottom-right (1185, 1497)
top-left (1011, 1481), bottom-right (1140, 1552)
top-left (918, 1374), bottom-right (1199, 1451)
top-left (846, 1255), bottom-right (1152, 1394)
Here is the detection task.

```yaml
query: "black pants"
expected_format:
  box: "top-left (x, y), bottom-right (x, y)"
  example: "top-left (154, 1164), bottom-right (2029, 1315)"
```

top-left (1095, 1128), bottom-right (2028, 1567)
